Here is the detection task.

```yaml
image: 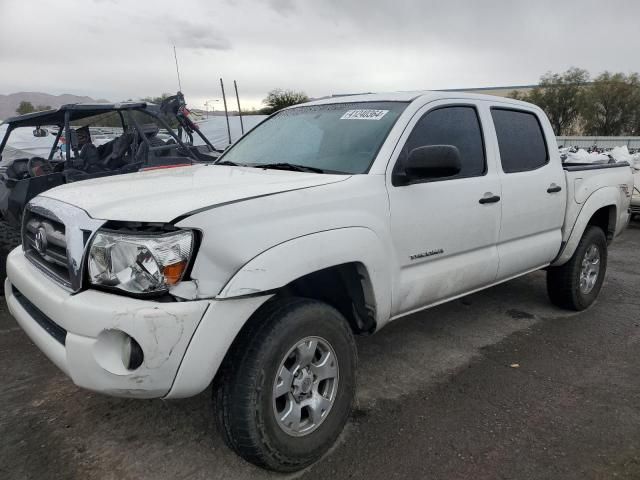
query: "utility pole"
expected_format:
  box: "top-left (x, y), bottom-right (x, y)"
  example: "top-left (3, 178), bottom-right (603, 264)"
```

top-left (234, 80), bottom-right (244, 135)
top-left (220, 78), bottom-right (232, 145)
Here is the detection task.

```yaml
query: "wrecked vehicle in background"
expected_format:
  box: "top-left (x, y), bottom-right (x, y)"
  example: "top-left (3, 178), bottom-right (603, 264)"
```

top-left (0, 92), bottom-right (221, 279)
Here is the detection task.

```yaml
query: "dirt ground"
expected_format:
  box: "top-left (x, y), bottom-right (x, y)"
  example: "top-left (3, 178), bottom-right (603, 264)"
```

top-left (1, 222), bottom-right (639, 480)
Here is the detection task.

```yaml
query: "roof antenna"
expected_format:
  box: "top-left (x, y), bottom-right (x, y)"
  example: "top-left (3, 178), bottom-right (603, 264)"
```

top-left (173, 45), bottom-right (183, 92)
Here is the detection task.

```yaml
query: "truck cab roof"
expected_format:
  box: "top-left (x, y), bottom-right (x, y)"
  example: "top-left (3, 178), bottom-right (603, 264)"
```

top-left (303, 90), bottom-right (534, 108)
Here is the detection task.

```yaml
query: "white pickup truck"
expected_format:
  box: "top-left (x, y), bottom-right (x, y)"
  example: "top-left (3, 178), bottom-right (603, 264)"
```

top-left (6, 92), bottom-right (634, 471)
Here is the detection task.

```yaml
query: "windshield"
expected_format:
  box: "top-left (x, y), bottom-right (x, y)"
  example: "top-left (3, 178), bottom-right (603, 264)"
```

top-left (218, 101), bottom-right (408, 174)
top-left (0, 125), bottom-right (58, 165)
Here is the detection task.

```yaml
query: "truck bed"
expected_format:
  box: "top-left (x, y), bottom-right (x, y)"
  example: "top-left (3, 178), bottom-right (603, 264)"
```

top-left (563, 161), bottom-right (630, 172)
top-left (562, 161), bottom-right (633, 243)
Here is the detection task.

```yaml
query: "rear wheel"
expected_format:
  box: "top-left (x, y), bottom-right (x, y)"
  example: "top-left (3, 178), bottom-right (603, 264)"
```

top-left (214, 297), bottom-right (357, 472)
top-left (547, 226), bottom-right (607, 310)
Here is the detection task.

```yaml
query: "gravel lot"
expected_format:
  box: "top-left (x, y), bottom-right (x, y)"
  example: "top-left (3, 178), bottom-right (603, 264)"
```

top-left (1, 222), bottom-right (639, 480)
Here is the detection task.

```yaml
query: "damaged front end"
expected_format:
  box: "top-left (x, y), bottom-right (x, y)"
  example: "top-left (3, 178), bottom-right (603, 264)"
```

top-left (21, 196), bottom-right (201, 302)
top-left (5, 196), bottom-right (214, 397)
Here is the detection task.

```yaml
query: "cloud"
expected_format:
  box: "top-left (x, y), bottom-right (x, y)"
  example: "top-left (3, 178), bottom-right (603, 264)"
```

top-left (1, 0), bottom-right (640, 110)
top-left (168, 19), bottom-right (232, 50)
top-left (266, 0), bottom-right (297, 15)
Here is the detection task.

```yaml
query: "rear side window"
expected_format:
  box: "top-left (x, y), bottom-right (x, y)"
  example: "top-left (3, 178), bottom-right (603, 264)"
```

top-left (400, 105), bottom-right (486, 180)
top-left (491, 108), bottom-right (548, 173)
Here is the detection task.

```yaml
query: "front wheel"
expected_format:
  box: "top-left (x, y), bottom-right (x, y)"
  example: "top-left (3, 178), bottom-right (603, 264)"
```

top-left (547, 226), bottom-right (608, 311)
top-left (214, 297), bottom-right (357, 472)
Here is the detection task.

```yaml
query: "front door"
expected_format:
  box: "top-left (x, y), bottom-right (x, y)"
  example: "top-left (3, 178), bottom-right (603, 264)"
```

top-left (387, 102), bottom-right (502, 317)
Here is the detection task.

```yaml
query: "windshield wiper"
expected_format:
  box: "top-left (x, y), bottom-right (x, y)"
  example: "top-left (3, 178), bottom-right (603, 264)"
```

top-left (215, 160), bottom-right (245, 167)
top-left (254, 162), bottom-right (326, 174)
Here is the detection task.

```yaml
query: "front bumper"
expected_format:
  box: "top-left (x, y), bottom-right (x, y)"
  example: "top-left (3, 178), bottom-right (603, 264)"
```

top-left (6, 247), bottom-right (271, 399)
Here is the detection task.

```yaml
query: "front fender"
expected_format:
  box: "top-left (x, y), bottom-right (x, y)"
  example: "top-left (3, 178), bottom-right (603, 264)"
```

top-left (217, 227), bottom-right (393, 327)
top-left (552, 186), bottom-right (621, 266)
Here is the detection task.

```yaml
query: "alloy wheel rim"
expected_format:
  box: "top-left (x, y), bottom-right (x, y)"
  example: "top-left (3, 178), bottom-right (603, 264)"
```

top-left (272, 336), bottom-right (339, 437)
top-left (579, 244), bottom-right (601, 294)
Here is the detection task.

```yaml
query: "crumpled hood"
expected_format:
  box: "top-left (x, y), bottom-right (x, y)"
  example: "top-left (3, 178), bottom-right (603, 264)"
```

top-left (42, 164), bottom-right (348, 222)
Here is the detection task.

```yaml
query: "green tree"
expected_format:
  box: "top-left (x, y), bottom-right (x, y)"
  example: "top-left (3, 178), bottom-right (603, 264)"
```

top-left (508, 90), bottom-right (526, 101)
top-left (632, 103), bottom-right (640, 136)
top-left (512, 68), bottom-right (589, 135)
top-left (262, 89), bottom-right (309, 114)
top-left (16, 101), bottom-right (35, 115)
top-left (582, 72), bottom-right (640, 136)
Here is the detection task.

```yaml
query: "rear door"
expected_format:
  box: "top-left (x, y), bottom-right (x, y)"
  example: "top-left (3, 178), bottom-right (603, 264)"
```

top-left (387, 101), bottom-right (502, 316)
top-left (489, 107), bottom-right (566, 280)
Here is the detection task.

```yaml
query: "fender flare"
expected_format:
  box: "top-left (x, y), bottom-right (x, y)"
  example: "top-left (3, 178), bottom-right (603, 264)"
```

top-left (217, 227), bottom-right (393, 326)
top-left (552, 186), bottom-right (620, 266)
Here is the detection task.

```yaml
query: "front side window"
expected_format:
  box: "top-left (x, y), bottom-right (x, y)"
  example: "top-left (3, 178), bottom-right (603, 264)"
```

top-left (218, 102), bottom-right (408, 174)
top-left (491, 108), bottom-right (548, 173)
top-left (397, 105), bottom-right (486, 181)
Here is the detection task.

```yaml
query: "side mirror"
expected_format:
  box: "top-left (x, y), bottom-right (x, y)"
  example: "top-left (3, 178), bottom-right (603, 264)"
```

top-left (396, 145), bottom-right (461, 185)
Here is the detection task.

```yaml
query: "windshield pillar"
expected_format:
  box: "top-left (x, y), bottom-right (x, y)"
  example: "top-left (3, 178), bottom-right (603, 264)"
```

top-left (48, 125), bottom-right (63, 160)
top-left (0, 124), bottom-right (13, 158)
top-left (118, 111), bottom-right (127, 132)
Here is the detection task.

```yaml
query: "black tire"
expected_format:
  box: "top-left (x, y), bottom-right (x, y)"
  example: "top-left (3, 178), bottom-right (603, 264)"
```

top-left (547, 226), bottom-right (607, 311)
top-left (214, 297), bottom-right (357, 472)
top-left (0, 220), bottom-right (21, 291)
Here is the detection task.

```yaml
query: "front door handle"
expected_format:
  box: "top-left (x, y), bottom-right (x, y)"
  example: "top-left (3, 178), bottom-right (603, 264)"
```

top-left (479, 193), bottom-right (501, 204)
top-left (547, 183), bottom-right (562, 193)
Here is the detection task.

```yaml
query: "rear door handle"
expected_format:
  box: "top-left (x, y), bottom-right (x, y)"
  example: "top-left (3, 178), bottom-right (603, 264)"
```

top-left (479, 193), bottom-right (501, 204)
top-left (547, 184), bottom-right (562, 193)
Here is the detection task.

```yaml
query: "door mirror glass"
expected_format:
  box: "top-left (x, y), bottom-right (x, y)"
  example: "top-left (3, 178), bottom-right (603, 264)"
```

top-left (402, 145), bottom-right (461, 183)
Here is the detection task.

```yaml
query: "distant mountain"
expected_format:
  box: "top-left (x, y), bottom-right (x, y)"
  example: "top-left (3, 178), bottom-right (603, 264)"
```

top-left (0, 92), bottom-right (110, 120)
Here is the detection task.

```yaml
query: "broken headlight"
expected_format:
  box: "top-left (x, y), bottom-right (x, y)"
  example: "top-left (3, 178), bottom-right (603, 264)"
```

top-left (88, 230), bottom-right (194, 295)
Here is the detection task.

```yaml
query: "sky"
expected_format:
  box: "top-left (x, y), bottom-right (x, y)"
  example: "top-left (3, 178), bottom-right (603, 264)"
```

top-left (0, 0), bottom-right (639, 110)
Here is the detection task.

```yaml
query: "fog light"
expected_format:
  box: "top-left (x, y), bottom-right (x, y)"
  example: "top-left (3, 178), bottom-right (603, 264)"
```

top-left (127, 337), bottom-right (144, 370)
top-left (95, 329), bottom-right (145, 374)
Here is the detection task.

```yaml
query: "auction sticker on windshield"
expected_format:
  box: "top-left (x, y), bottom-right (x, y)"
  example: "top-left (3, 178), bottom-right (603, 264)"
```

top-left (340, 109), bottom-right (389, 120)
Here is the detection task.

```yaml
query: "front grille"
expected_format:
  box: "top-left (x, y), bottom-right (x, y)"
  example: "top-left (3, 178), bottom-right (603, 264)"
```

top-left (12, 286), bottom-right (67, 345)
top-left (22, 197), bottom-right (106, 293)
top-left (23, 208), bottom-right (72, 288)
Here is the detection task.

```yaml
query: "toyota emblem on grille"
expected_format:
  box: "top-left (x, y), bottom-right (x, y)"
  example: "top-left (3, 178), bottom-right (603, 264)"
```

top-left (34, 226), bottom-right (48, 254)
